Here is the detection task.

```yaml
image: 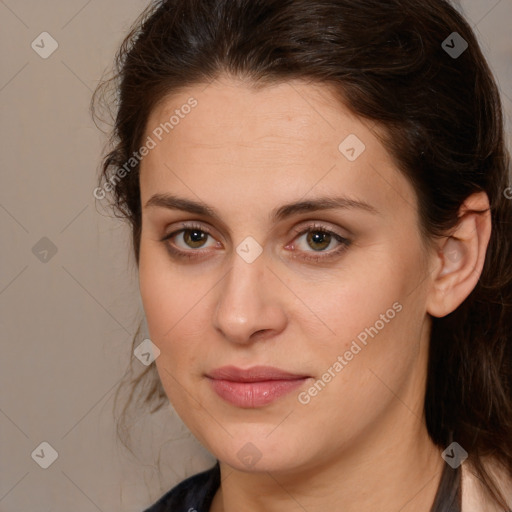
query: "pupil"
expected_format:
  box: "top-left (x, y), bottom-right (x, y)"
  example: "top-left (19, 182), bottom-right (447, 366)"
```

top-left (309, 231), bottom-right (330, 251)
top-left (186, 230), bottom-right (206, 247)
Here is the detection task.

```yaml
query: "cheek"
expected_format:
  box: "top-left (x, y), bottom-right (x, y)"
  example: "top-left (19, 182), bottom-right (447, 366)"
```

top-left (295, 265), bottom-right (405, 355)
top-left (139, 243), bottom-right (172, 340)
top-left (293, 284), bottom-right (423, 441)
top-left (138, 249), bottom-right (208, 412)
top-left (138, 240), bottom-right (215, 371)
top-left (139, 240), bottom-right (192, 331)
top-left (293, 245), bottom-right (426, 389)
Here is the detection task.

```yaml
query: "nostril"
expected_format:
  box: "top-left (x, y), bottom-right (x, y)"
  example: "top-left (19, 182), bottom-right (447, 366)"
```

top-left (251, 329), bottom-right (272, 341)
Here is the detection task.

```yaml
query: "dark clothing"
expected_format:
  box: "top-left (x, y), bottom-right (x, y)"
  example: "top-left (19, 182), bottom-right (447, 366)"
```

top-left (143, 459), bottom-right (465, 512)
top-left (143, 461), bottom-right (220, 512)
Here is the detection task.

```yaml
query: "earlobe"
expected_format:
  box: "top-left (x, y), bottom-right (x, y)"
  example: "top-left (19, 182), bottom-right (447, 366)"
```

top-left (426, 192), bottom-right (491, 318)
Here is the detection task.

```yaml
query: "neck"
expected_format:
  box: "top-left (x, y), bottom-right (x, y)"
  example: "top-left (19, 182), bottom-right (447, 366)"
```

top-left (211, 411), bottom-right (445, 512)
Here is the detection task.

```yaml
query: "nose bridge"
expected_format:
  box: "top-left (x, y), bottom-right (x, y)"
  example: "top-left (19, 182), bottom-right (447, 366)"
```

top-left (213, 248), bottom-right (285, 343)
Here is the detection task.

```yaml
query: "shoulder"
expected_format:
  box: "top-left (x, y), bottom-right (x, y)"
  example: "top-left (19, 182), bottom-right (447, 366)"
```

top-left (142, 461), bottom-right (220, 512)
top-left (461, 457), bottom-right (512, 512)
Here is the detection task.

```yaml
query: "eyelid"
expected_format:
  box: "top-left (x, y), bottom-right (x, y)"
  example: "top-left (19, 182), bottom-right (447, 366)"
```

top-left (162, 220), bottom-right (348, 240)
top-left (161, 220), bottom-right (351, 261)
top-left (289, 220), bottom-right (348, 239)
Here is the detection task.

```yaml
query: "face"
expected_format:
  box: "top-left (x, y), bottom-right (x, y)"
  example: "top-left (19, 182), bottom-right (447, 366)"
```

top-left (138, 75), bottom-right (435, 474)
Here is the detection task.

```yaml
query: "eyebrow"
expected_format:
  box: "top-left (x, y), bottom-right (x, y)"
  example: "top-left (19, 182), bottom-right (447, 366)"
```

top-left (144, 193), bottom-right (379, 222)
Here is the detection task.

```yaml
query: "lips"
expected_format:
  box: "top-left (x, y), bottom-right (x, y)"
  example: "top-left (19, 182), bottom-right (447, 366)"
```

top-left (206, 365), bottom-right (311, 408)
top-left (207, 365), bottom-right (309, 382)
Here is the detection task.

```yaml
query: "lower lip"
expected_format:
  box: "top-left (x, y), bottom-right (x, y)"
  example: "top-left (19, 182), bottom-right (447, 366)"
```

top-left (207, 377), bottom-right (308, 408)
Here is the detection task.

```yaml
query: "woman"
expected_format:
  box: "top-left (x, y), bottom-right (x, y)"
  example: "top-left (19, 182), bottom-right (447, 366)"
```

top-left (92, 0), bottom-right (512, 510)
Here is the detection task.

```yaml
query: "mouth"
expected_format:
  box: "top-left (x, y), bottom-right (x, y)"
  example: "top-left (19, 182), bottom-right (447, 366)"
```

top-left (205, 365), bottom-right (311, 408)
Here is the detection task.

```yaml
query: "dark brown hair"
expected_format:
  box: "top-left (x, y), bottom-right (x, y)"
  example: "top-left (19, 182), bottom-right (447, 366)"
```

top-left (92, 0), bottom-right (512, 508)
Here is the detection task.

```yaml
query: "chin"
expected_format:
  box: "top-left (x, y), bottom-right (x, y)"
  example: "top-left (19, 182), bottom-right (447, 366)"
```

top-left (209, 434), bottom-right (310, 474)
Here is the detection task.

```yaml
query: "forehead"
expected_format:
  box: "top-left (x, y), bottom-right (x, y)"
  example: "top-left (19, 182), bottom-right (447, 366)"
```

top-left (139, 75), bottom-right (417, 223)
top-left (144, 77), bottom-right (361, 154)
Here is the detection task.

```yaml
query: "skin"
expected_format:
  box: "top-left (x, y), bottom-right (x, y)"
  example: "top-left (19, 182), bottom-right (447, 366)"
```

top-left (137, 75), bottom-right (491, 512)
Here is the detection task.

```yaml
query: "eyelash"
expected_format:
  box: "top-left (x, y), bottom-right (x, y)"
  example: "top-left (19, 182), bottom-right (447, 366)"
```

top-left (160, 222), bottom-right (351, 263)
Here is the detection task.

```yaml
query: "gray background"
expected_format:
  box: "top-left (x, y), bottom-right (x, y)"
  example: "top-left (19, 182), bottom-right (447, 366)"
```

top-left (1, 1), bottom-right (511, 511)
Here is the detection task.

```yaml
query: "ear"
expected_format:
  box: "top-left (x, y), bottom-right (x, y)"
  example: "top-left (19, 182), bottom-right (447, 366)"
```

top-left (426, 191), bottom-right (492, 318)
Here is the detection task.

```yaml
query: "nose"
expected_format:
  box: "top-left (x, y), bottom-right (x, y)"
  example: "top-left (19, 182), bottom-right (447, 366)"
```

top-left (212, 250), bottom-right (288, 345)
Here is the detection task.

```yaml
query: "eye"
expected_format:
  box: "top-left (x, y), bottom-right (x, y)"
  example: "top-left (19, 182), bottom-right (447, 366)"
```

top-left (160, 222), bottom-right (351, 263)
top-left (160, 223), bottom-right (219, 260)
top-left (287, 223), bottom-right (351, 262)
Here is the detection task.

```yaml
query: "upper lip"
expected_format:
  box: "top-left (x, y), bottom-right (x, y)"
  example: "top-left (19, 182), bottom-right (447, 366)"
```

top-left (206, 365), bottom-right (310, 382)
